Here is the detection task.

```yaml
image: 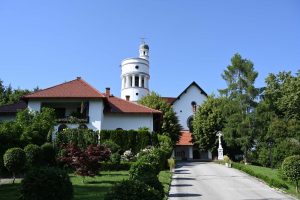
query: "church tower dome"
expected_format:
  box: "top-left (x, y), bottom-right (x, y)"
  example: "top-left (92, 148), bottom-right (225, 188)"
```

top-left (121, 42), bottom-right (150, 102)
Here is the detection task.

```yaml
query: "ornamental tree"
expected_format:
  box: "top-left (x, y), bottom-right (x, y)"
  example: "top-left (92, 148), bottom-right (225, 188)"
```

top-left (3, 147), bottom-right (26, 183)
top-left (282, 155), bottom-right (300, 193)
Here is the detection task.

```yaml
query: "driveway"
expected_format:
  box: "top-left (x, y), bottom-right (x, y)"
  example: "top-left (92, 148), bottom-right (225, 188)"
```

top-left (168, 162), bottom-right (295, 200)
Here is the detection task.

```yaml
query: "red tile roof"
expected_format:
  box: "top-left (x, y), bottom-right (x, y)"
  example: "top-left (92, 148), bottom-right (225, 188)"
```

top-left (23, 77), bottom-right (105, 99)
top-left (105, 96), bottom-right (161, 114)
top-left (177, 131), bottom-right (193, 146)
top-left (161, 97), bottom-right (176, 104)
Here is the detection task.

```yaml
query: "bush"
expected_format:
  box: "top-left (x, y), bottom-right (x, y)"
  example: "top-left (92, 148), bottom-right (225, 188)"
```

top-left (129, 161), bottom-right (164, 198)
top-left (121, 150), bottom-right (136, 162)
top-left (100, 162), bottom-right (133, 171)
top-left (102, 140), bottom-right (121, 154)
top-left (223, 155), bottom-right (232, 163)
top-left (41, 143), bottom-right (56, 166)
top-left (110, 153), bottom-right (121, 164)
top-left (55, 128), bottom-right (98, 150)
top-left (168, 158), bottom-right (175, 171)
top-left (3, 147), bottom-right (26, 183)
top-left (24, 144), bottom-right (42, 168)
top-left (20, 167), bottom-right (73, 200)
top-left (104, 179), bottom-right (162, 200)
top-left (282, 155), bottom-right (300, 193)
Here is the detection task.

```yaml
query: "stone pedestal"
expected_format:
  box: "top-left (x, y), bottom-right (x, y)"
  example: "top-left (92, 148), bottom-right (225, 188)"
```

top-left (218, 147), bottom-right (224, 160)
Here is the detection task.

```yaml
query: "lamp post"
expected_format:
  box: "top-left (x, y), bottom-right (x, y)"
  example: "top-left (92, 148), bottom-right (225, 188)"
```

top-left (217, 131), bottom-right (224, 160)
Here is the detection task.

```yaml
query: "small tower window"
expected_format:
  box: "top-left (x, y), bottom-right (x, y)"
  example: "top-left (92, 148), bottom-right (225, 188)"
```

top-left (135, 76), bottom-right (139, 87)
top-left (191, 101), bottom-right (197, 112)
top-left (136, 93), bottom-right (139, 96)
top-left (135, 65), bottom-right (139, 69)
top-left (142, 77), bottom-right (145, 88)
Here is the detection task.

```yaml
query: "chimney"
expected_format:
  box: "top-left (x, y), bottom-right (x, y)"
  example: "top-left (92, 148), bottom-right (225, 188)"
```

top-left (76, 76), bottom-right (81, 80)
top-left (105, 87), bottom-right (110, 97)
top-left (125, 95), bottom-right (130, 101)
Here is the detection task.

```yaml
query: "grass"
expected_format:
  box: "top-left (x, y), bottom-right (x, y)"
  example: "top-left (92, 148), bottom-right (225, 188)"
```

top-left (231, 163), bottom-right (300, 199)
top-left (0, 170), bottom-right (172, 200)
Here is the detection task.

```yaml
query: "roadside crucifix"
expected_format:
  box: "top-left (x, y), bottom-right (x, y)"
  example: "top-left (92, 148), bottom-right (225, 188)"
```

top-left (217, 131), bottom-right (224, 160)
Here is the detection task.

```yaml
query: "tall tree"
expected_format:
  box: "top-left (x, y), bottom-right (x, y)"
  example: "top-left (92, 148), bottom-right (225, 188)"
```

top-left (219, 53), bottom-right (259, 162)
top-left (139, 92), bottom-right (182, 145)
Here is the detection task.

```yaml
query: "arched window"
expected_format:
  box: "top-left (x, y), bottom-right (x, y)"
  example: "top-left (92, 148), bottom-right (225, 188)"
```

top-left (58, 124), bottom-right (67, 132)
top-left (191, 101), bottom-right (197, 112)
top-left (187, 116), bottom-right (194, 132)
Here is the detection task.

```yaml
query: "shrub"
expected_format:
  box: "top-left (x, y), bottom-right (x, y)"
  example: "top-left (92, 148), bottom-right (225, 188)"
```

top-left (3, 147), bottom-right (26, 183)
top-left (168, 158), bottom-right (175, 171)
top-left (24, 144), bottom-right (42, 168)
top-left (138, 152), bottom-right (160, 174)
top-left (121, 149), bottom-right (136, 162)
top-left (110, 153), bottom-right (121, 164)
top-left (55, 128), bottom-right (98, 150)
top-left (129, 161), bottom-right (164, 198)
top-left (58, 144), bottom-right (111, 182)
top-left (223, 155), bottom-right (232, 163)
top-left (20, 167), bottom-right (73, 200)
top-left (102, 140), bottom-right (121, 154)
top-left (100, 162), bottom-right (133, 171)
top-left (41, 143), bottom-right (56, 166)
top-left (104, 179), bottom-right (162, 200)
top-left (282, 155), bottom-right (300, 193)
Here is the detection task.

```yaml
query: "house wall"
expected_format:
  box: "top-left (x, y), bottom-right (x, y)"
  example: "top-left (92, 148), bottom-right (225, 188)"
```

top-left (88, 100), bottom-right (104, 131)
top-left (102, 113), bottom-right (153, 131)
top-left (172, 85), bottom-right (207, 130)
top-left (0, 115), bottom-right (16, 121)
top-left (28, 101), bottom-right (41, 112)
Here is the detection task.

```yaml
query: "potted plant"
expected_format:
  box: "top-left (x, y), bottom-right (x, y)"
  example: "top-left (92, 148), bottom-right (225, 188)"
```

top-left (223, 155), bottom-right (232, 168)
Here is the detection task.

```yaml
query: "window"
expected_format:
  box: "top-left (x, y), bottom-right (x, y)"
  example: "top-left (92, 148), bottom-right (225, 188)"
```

top-left (135, 65), bottom-right (139, 69)
top-left (55, 108), bottom-right (66, 118)
top-left (142, 77), bottom-right (144, 87)
top-left (191, 101), bottom-right (197, 112)
top-left (136, 93), bottom-right (139, 96)
top-left (135, 76), bottom-right (139, 87)
top-left (187, 116), bottom-right (194, 132)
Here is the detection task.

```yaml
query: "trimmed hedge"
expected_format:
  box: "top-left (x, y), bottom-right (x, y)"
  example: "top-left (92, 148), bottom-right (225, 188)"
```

top-left (100, 130), bottom-right (156, 153)
top-left (24, 144), bottom-right (42, 168)
top-left (232, 162), bottom-right (288, 189)
top-left (100, 162), bottom-right (134, 171)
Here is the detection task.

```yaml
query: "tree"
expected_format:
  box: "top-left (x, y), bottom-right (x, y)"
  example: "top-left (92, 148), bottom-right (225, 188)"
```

top-left (139, 92), bottom-right (182, 144)
top-left (58, 144), bottom-right (111, 183)
top-left (219, 53), bottom-right (259, 162)
top-left (193, 96), bottom-right (226, 151)
top-left (24, 144), bottom-right (42, 168)
top-left (3, 147), bottom-right (26, 183)
top-left (0, 79), bottom-right (30, 106)
top-left (282, 155), bottom-right (300, 193)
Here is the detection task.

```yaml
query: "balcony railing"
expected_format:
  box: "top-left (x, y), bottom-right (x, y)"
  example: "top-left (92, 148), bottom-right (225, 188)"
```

top-left (56, 116), bottom-right (89, 124)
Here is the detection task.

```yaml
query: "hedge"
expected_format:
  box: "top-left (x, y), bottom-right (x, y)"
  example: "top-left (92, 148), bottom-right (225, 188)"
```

top-left (232, 162), bottom-right (288, 189)
top-left (100, 130), bottom-right (157, 153)
top-left (100, 162), bottom-right (134, 171)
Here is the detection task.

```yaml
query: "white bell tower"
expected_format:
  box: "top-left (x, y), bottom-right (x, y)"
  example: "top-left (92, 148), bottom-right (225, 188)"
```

top-left (121, 42), bottom-right (150, 102)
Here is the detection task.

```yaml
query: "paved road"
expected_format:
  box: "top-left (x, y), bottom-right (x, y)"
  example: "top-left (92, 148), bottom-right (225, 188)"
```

top-left (169, 162), bottom-right (296, 200)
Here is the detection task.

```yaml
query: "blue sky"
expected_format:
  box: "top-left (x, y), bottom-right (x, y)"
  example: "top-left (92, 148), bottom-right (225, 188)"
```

top-left (0, 0), bottom-right (299, 97)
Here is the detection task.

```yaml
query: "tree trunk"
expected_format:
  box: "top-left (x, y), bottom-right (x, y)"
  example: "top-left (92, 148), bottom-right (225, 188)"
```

top-left (12, 172), bottom-right (15, 184)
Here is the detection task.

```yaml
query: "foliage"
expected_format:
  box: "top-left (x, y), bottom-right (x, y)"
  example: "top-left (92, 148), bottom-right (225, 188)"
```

top-left (100, 162), bottom-right (134, 171)
top-left (167, 158), bottom-right (175, 171)
top-left (138, 92), bottom-right (182, 145)
top-left (3, 148), bottom-right (26, 183)
top-left (56, 128), bottom-right (98, 150)
top-left (0, 79), bottom-right (30, 106)
top-left (282, 155), bottom-right (300, 193)
top-left (17, 108), bottom-right (56, 146)
top-left (129, 161), bottom-right (164, 198)
top-left (20, 167), bottom-right (73, 200)
top-left (24, 144), bottom-right (42, 168)
top-left (102, 140), bottom-right (121, 153)
top-left (110, 153), bottom-right (121, 164)
top-left (58, 144), bottom-right (111, 182)
top-left (41, 142), bottom-right (56, 166)
top-left (104, 179), bottom-right (162, 200)
top-left (193, 96), bottom-right (227, 151)
top-left (121, 149), bottom-right (136, 162)
top-left (223, 155), bottom-right (232, 164)
top-left (100, 129), bottom-right (153, 153)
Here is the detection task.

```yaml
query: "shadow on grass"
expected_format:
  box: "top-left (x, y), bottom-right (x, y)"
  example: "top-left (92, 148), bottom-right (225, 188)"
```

top-left (85, 180), bottom-right (119, 185)
top-left (0, 183), bottom-right (21, 200)
top-left (73, 184), bottom-right (111, 200)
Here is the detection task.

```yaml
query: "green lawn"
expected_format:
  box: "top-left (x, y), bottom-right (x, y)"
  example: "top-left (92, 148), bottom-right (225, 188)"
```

top-left (0, 170), bottom-right (172, 200)
top-left (231, 163), bottom-right (300, 199)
